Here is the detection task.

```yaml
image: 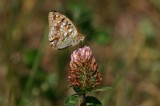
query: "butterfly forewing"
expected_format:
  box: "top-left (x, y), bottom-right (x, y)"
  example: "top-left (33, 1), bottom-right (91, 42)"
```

top-left (48, 11), bottom-right (84, 50)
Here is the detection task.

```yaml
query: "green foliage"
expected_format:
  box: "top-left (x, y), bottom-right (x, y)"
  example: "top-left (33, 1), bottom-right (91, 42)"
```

top-left (71, 86), bottom-right (111, 105)
top-left (64, 95), bottom-right (103, 106)
top-left (73, 86), bottom-right (85, 95)
top-left (92, 86), bottom-right (112, 92)
top-left (0, 95), bottom-right (4, 106)
top-left (85, 96), bottom-right (102, 106)
top-left (23, 49), bottom-right (37, 67)
top-left (66, 0), bottom-right (111, 45)
top-left (64, 95), bottom-right (79, 106)
top-left (139, 18), bottom-right (156, 47)
top-left (93, 31), bottom-right (111, 45)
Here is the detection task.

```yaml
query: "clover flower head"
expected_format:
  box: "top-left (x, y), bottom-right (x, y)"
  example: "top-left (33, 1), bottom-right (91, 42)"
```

top-left (68, 46), bottom-right (102, 90)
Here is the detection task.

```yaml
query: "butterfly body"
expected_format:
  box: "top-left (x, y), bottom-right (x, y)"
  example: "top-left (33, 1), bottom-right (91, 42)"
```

top-left (48, 11), bottom-right (84, 50)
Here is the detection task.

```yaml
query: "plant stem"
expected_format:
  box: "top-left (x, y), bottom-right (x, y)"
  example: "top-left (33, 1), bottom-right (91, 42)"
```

top-left (80, 93), bottom-right (86, 106)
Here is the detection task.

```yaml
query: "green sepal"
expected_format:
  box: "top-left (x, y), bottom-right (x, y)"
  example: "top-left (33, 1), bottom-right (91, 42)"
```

top-left (73, 86), bottom-right (85, 95)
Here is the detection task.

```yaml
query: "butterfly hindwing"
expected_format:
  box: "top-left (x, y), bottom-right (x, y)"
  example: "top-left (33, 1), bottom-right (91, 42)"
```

top-left (48, 11), bottom-right (84, 50)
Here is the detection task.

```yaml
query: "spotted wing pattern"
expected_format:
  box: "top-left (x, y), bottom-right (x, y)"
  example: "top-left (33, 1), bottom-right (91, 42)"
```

top-left (48, 11), bottom-right (84, 50)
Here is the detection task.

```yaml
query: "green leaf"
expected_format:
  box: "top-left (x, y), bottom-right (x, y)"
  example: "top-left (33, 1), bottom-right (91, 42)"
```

top-left (92, 86), bottom-right (112, 92)
top-left (86, 96), bottom-right (102, 106)
top-left (64, 95), bottom-right (79, 106)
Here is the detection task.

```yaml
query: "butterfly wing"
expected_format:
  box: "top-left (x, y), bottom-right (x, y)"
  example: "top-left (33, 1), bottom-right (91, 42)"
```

top-left (48, 11), bottom-right (84, 50)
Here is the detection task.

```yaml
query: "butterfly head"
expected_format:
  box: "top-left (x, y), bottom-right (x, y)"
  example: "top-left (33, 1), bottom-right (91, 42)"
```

top-left (71, 33), bottom-right (85, 46)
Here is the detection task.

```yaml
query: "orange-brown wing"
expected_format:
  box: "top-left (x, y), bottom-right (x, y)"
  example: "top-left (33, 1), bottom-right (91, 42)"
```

top-left (48, 11), bottom-right (84, 50)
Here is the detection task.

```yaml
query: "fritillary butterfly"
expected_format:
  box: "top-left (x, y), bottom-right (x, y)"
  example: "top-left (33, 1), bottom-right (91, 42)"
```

top-left (48, 11), bottom-right (85, 50)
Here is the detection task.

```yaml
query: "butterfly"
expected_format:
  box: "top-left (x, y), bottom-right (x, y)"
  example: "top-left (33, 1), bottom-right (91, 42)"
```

top-left (48, 10), bottom-right (85, 50)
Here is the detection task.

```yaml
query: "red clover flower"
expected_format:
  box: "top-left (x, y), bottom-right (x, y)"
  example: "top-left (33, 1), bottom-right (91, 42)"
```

top-left (68, 46), bottom-right (102, 91)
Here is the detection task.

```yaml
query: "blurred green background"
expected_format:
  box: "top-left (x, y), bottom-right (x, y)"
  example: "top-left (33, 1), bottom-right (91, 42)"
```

top-left (1, 0), bottom-right (160, 106)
